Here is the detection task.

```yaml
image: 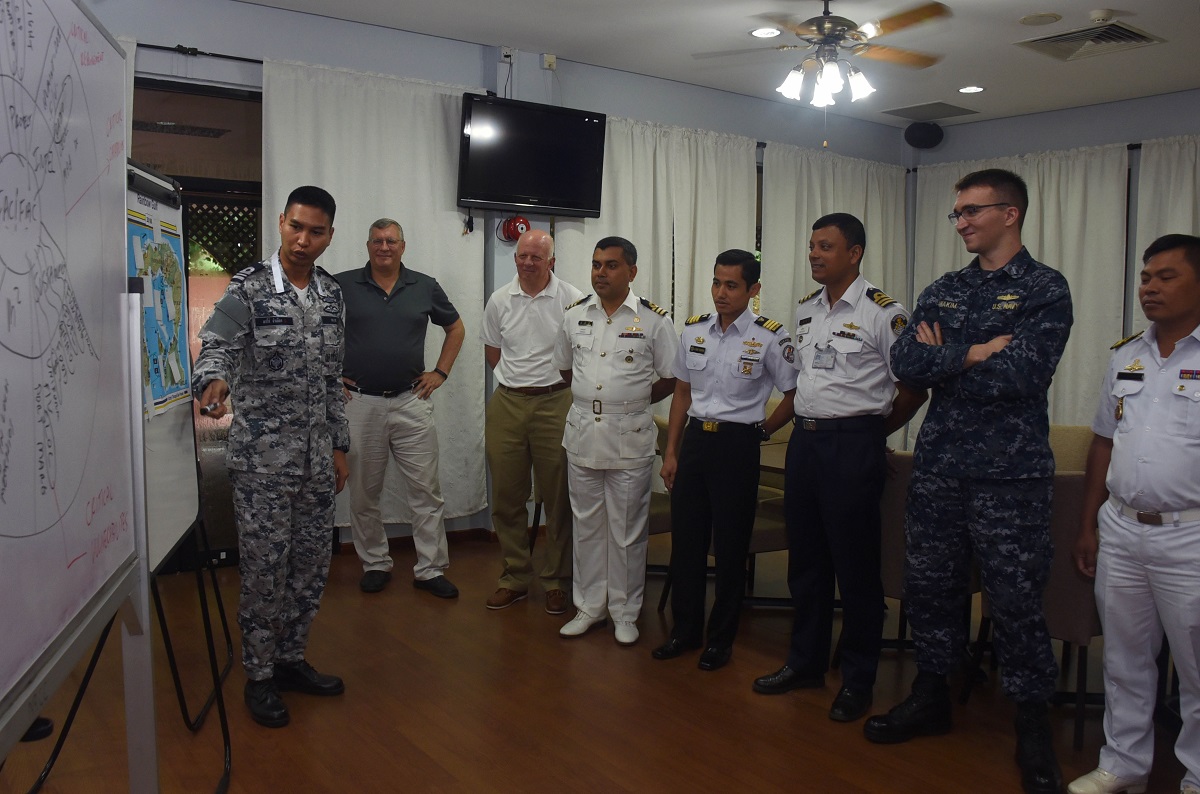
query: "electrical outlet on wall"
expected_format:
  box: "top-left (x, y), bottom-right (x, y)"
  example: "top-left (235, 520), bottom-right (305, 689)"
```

top-left (500, 46), bottom-right (515, 61)
top-left (541, 53), bottom-right (556, 71)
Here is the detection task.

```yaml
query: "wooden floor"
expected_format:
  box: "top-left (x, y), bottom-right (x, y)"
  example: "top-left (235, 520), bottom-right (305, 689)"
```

top-left (2, 535), bottom-right (1187, 793)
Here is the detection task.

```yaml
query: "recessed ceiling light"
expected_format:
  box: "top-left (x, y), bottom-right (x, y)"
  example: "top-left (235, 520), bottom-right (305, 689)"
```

top-left (958, 86), bottom-right (985, 94)
top-left (750, 27), bottom-right (781, 38)
top-left (1019, 12), bottom-right (1062, 26)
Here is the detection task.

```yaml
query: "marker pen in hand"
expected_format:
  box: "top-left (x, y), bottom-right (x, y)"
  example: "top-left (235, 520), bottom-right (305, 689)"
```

top-left (200, 403), bottom-right (221, 415)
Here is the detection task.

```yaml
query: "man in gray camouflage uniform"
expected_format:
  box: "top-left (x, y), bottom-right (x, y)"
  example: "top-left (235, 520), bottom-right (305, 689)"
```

top-left (192, 185), bottom-right (351, 728)
top-left (865, 169), bottom-right (1073, 794)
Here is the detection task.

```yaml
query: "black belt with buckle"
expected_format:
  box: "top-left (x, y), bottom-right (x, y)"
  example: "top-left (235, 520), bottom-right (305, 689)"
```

top-left (794, 415), bottom-right (884, 432)
top-left (687, 417), bottom-right (759, 433)
top-left (345, 383), bottom-right (406, 398)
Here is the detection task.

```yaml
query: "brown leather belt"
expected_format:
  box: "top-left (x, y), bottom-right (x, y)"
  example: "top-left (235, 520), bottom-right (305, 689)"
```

top-left (501, 382), bottom-right (569, 396)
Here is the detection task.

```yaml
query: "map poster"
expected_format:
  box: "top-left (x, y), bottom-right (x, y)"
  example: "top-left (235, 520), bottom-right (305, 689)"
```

top-left (127, 198), bottom-right (189, 415)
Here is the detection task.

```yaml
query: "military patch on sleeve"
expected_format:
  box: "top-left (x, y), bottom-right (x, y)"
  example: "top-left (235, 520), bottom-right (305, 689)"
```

top-left (1110, 330), bottom-right (1144, 350)
top-left (566, 294), bottom-right (592, 310)
top-left (782, 344), bottom-right (795, 364)
top-left (891, 314), bottom-right (908, 336)
top-left (754, 315), bottom-right (784, 333)
top-left (799, 287), bottom-right (823, 304)
top-left (639, 297), bottom-right (669, 316)
top-left (685, 313), bottom-right (712, 325)
top-left (229, 261), bottom-right (265, 285)
top-left (867, 287), bottom-right (896, 308)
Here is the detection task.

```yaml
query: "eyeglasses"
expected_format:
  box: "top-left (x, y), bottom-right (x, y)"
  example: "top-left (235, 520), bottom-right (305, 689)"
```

top-left (368, 238), bottom-right (402, 248)
top-left (947, 203), bottom-right (1010, 225)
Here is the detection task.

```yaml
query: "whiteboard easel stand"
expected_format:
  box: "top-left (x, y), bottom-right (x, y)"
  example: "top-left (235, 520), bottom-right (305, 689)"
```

top-left (150, 513), bottom-right (234, 791)
top-left (122, 285), bottom-right (160, 793)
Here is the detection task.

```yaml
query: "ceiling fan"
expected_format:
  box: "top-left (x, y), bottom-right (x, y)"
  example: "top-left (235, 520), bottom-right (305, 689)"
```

top-left (695, 1), bottom-right (951, 107)
top-left (695, 0), bottom-right (951, 68)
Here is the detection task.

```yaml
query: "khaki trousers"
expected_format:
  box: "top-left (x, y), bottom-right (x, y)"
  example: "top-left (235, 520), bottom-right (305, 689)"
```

top-left (485, 387), bottom-right (573, 592)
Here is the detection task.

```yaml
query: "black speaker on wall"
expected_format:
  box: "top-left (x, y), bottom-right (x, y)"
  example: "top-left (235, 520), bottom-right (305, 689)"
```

top-left (904, 122), bottom-right (944, 149)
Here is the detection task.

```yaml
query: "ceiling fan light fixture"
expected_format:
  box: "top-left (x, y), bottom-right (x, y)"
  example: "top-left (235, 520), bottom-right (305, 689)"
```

top-left (750, 27), bottom-right (781, 38)
top-left (847, 66), bottom-right (875, 101)
top-left (811, 83), bottom-right (835, 108)
top-left (776, 68), bottom-right (805, 101)
top-left (818, 59), bottom-right (844, 93)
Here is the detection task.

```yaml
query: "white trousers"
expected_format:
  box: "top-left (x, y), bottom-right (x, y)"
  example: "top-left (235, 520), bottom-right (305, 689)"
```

top-left (345, 392), bottom-right (449, 581)
top-left (566, 461), bottom-right (652, 622)
top-left (1096, 499), bottom-right (1200, 789)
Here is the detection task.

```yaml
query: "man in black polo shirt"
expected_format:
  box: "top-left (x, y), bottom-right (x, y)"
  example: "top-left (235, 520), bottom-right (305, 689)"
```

top-left (336, 218), bottom-right (465, 597)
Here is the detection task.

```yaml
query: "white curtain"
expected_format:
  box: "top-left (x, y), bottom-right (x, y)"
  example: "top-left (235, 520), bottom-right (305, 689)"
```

top-left (553, 119), bottom-right (758, 321)
top-left (759, 144), bottom-right (907, 327)
top-left (913, 144), bottom-right (1129, 427)
top-left (1135, 135), bottom-right (1200, 330)
top-left (263, 60), bottom-right (487, 525)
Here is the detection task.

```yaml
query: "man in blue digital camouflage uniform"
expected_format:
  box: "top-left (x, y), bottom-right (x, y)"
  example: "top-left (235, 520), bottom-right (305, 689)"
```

top-left (193, 186), bottom-right (350, 729)
top-left (864, 169), bottom-right (1073, 794)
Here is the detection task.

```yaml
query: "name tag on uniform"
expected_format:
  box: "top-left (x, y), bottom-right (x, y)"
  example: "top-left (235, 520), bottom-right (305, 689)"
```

top-left (812, 344), bottom-right (835, 369)
top-left (1116, 372), bottom-right (1144, 381)
top-left (618, 332), bottom-right (644, 338)
top-left (689, 345), bottom-right (706, 354)
top-left (255, 316), bottom-right (294, 327)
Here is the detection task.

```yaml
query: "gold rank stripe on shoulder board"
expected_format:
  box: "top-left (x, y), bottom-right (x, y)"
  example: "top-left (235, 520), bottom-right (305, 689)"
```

top-left (685, 313), bottom-right (711, 325)
top-left (866, 287), bottom-right (896, 308)
top-left (754, 315), bottom-right (783, 332)
top-left (1111, 330), bottom-right (1144, 350)
top-left (566, 294), bottom-right (592, 309)
top-left (799, 287), bottom-right (823, 304)
top-left (639, 297), bottom-right (668, 316)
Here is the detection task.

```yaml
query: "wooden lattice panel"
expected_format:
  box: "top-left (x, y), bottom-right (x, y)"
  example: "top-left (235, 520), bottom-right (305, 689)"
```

top-left (186, 199), bottom-right (261, 274)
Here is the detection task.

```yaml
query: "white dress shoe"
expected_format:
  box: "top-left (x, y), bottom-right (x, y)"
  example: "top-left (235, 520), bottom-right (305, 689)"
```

top-left (559, 611), bottom-right (606, 637)
top-left (1067, 768), bottom-right (1147, 794)
top-left (613, 621), bottom-right (639, 646)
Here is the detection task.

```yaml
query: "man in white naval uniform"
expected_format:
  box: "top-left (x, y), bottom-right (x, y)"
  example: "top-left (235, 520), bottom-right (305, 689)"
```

top-left (552, 236), bottom-right (676, 646)
top-left (1071, 234), bottom-right (1200, 794)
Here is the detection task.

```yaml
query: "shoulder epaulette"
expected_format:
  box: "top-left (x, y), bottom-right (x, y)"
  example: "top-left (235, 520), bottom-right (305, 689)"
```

top-left (685, 313), bottom-right (711, 325)
top-left (229, 261), bottom-right (266, 285)
top-left (866, 287), bottom-right (897, 309)
top-left (1111, 330), bottom-right (1144, 350)
top-left (799, 287), bottom-right (823, 304)
top-left (754, 315), bottom-right (784, 333)
top-left (639, 297), bottom-right (668, 316)
top-left (566, 294), bottom-right (592, 310)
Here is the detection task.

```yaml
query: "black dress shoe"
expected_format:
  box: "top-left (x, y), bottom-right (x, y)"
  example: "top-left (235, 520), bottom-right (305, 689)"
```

top-left (1015, 701), bottom-right (1062, 794)
top-left (829, 687), bottom-right (873, 722)
top-left (360, 570), bottom-right (391, 593)
top-left (20, 717), bottom-right (53, 742)
top-left (752, 665), bottom-right (824, 695)
top-left (273, 660), bottom-right (345, 696)
top-left (414, 575), bottom-right (459, 598)
top-left (698, 646), bottom-right (732, 671)
top-left (863, 672), bottom-right (952, 744)
top-left (244, 679), bottom-right (289, 728)
top-left (651, 638), bottom-right (699, 660)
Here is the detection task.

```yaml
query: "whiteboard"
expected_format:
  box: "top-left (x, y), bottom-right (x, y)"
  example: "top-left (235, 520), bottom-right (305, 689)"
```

top-left (0, 0), bottom-right (133, 751)
top-left (127, 164), bottom-right (201, 572)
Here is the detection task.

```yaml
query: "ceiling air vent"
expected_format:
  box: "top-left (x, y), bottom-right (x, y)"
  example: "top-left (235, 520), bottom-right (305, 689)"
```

top-left (883, 102), bottom-right (978, 122)
top-left (1017, 21), bottom-right (1165, 61)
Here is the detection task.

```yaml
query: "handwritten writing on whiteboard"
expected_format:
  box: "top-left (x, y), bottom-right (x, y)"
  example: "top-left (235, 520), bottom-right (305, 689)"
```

top-left (0, 0), bottom-right (133, 714)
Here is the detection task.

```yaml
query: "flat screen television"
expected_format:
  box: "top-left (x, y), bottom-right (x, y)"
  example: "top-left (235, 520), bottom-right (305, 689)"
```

top-left (456, 93), bottom-right (606, 219)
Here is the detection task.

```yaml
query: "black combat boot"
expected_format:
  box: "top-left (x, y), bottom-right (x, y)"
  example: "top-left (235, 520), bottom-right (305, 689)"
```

top-left (1014, 701), bottom-right (1062, 793)
top-left (863, 671), bottom-right (953, 744)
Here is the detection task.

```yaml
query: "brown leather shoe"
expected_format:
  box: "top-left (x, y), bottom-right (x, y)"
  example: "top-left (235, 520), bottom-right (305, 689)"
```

top-left (486, 588), bottom-right (528, 610)
top-left (544, 589), bottom-right (569, 615)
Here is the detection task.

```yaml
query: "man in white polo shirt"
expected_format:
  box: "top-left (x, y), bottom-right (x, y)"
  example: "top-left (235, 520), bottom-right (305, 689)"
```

top-left (482, 229), bottom-right (583, 615)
